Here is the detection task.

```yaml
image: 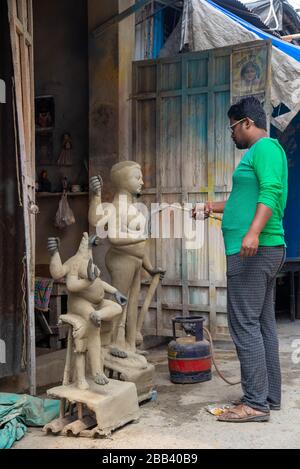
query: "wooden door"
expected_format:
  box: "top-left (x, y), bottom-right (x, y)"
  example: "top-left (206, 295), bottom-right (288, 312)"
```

top-left (7, 0), bottom-right (36, 393)
top-left (133, 41), bottom-right (271, 339)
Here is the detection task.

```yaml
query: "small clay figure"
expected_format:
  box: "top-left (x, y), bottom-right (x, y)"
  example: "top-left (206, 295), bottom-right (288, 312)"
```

top-left (39, 170), bottom-right (52, 192)
top-left (57, 133), bottom-right (73, 166)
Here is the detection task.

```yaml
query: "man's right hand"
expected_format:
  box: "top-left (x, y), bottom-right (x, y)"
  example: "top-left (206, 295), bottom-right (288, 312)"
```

top-left (204, 201), bottom-right (214, 219)
top-left (90, 175), bottom-right (103, 196)
top-left (192, 202), bottom-right (213, 220)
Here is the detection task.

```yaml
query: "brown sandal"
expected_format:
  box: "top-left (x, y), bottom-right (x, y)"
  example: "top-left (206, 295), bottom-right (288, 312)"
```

top-left (217, 404), bottom-right (270, 423)
top-left (232, 398), bottom-right (280, 411)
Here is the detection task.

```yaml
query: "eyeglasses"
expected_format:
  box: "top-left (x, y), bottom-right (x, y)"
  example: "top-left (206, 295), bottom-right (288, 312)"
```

top-left (228, 117), bottom-right (254, 133)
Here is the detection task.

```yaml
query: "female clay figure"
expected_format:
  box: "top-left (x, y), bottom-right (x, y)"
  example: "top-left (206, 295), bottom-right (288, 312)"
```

top-left (89, 162), bottom-right (165, 358)
top-left (57, 132), bottom-right (73, 166)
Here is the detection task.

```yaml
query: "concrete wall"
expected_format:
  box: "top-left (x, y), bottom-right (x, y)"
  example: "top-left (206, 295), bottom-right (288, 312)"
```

top-left (88, 0), bottom-right (119, 276)
top-left (119, 0), bottom-right (135, 161)
top-left (88, 0), bottom-right (119, 202)
top-left (34, 0), bottom-right (136, 269)
top-left (33, 0), bottom-right (89, 266)
top-left (88, 0), bottom-right (135, 276)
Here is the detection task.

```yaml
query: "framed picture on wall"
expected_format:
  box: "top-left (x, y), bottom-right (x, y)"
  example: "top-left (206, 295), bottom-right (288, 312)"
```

top-left (231, 43), bottom-right (269, 104)
top-left (35, 95), bottom-right (55, 165)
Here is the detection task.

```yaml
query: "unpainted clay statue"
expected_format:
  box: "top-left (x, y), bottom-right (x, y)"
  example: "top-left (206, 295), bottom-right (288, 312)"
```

top-left (89, 162), bottom-right (165, 358)
top-left (48, 233), bottom-right (127, 390)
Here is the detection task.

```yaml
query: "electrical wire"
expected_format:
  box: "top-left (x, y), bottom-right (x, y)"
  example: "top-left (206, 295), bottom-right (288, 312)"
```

top-left (135, 0), bottom-right (182, 27)
top-left (204, 326), bottom-right (241, 386)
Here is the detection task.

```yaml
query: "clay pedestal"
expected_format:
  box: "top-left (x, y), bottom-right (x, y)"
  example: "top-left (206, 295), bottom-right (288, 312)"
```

top-left (43, 379), bottom-right (140, 437)
top-left (103, 349), bottom-right (155, 402)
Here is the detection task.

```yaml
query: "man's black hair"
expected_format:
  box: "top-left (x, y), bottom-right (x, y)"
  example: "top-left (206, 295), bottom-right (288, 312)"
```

top-left (227, 96), bottom-right (267, 131)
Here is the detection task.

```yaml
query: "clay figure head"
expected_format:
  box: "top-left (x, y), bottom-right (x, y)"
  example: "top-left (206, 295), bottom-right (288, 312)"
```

top-left (62, 133), bottom-right (72, 150)
top-left (110, 161), bottom-right (143, 196)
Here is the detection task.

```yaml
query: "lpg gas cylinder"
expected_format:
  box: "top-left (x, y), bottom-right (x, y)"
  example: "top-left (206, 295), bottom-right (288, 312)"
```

top-left (168, 316), bottom-right (212, 384)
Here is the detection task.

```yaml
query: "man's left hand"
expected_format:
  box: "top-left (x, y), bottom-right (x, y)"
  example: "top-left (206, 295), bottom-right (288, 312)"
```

top-left (240, 231), bottom-right (259, 257)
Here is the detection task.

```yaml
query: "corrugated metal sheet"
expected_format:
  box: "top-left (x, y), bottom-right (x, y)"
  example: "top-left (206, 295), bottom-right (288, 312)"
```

top-left (0, 0), bottom-right (26, 378)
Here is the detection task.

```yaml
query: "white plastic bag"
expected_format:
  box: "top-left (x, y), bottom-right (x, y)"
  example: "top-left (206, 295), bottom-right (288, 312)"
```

top-left (55, 192), bottom-right (75, 229)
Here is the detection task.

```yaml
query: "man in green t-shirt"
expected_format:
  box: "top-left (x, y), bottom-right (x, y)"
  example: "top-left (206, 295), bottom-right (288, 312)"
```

top-left (198, 97), bottom-right (287, 422)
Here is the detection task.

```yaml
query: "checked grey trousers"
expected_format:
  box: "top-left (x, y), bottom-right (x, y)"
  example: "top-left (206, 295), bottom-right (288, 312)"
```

top-left (226, 246), bottom-right (286, 412)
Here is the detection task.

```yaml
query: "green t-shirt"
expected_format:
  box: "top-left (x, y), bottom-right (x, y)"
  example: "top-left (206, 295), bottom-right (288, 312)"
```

top-left (222, 137), bottom-right (288, 256)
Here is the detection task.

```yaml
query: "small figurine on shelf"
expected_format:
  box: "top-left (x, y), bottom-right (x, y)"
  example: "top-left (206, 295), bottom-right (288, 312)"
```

top-left (62, 176), bottom-right (68, 193)
top-left (57, 132), bottom-right (72, 166)
top-left (39, 170), bottom-right (52, 192)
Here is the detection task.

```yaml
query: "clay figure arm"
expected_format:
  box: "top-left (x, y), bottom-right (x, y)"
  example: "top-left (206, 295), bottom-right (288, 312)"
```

top-left (66, 274), bottom-right (92, 293)
top-left (48, 237), bottom-right (68, 279)
top-left (102, 281), bottom-right (118, 295)
top-left (66, 261), bottom-right (94, 292)
top-left (88, 176), bottom-right (110, 228)
top-left (108, 233), bottom-right (147, 246)
top-left (86, 258), bottom-right (101, 282)
top-left (142, 252), bottom-right (166, 279)
top-left (89, 194), bottom-right (111, 228)
top-left (101, 281), bottom-right (128, 306)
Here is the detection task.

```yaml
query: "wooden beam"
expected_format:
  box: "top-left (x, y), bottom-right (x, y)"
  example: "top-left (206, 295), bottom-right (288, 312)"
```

top-left (281, 33), bottom-right (300, 42)
top-left (92, 0), bottom-right (151, 38)
top-left (156, 0), bottom-right (182, 11)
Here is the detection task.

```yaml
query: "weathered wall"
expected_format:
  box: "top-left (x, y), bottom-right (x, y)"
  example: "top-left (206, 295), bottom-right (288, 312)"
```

top-left (88, 0), bottom-right (119, 275)
top-left (33, 0), bottom-right (89, 266)
top-left (0, 0), bottom-right (25, 378)
top-left (88, 0), bottom-right (119, 201)
top-left (119, 0), bottom-right (135, 161)
top-left (35, 194), bottom-right (89, 266)
top-left (88, 0), bottom-right (135, 275)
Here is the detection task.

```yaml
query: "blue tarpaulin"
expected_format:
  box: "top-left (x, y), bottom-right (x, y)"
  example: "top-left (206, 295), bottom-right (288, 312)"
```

top-left (0, 393), bottom-right (60, 449)
top-left (206, 0), bottom-right (300, 62)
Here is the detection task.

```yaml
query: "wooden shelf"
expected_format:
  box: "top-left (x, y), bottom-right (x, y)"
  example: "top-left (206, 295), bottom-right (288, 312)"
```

top-left (36, 192), bottom-right (88, 198)
top-left (36, 127), bottom-right (54, 133)
top-left (36, 163), bottom-right (74, 167)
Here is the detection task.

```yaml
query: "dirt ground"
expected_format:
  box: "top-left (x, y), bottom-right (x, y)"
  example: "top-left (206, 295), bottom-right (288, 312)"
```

top-left (14, 319), bottom-right (300, 449)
